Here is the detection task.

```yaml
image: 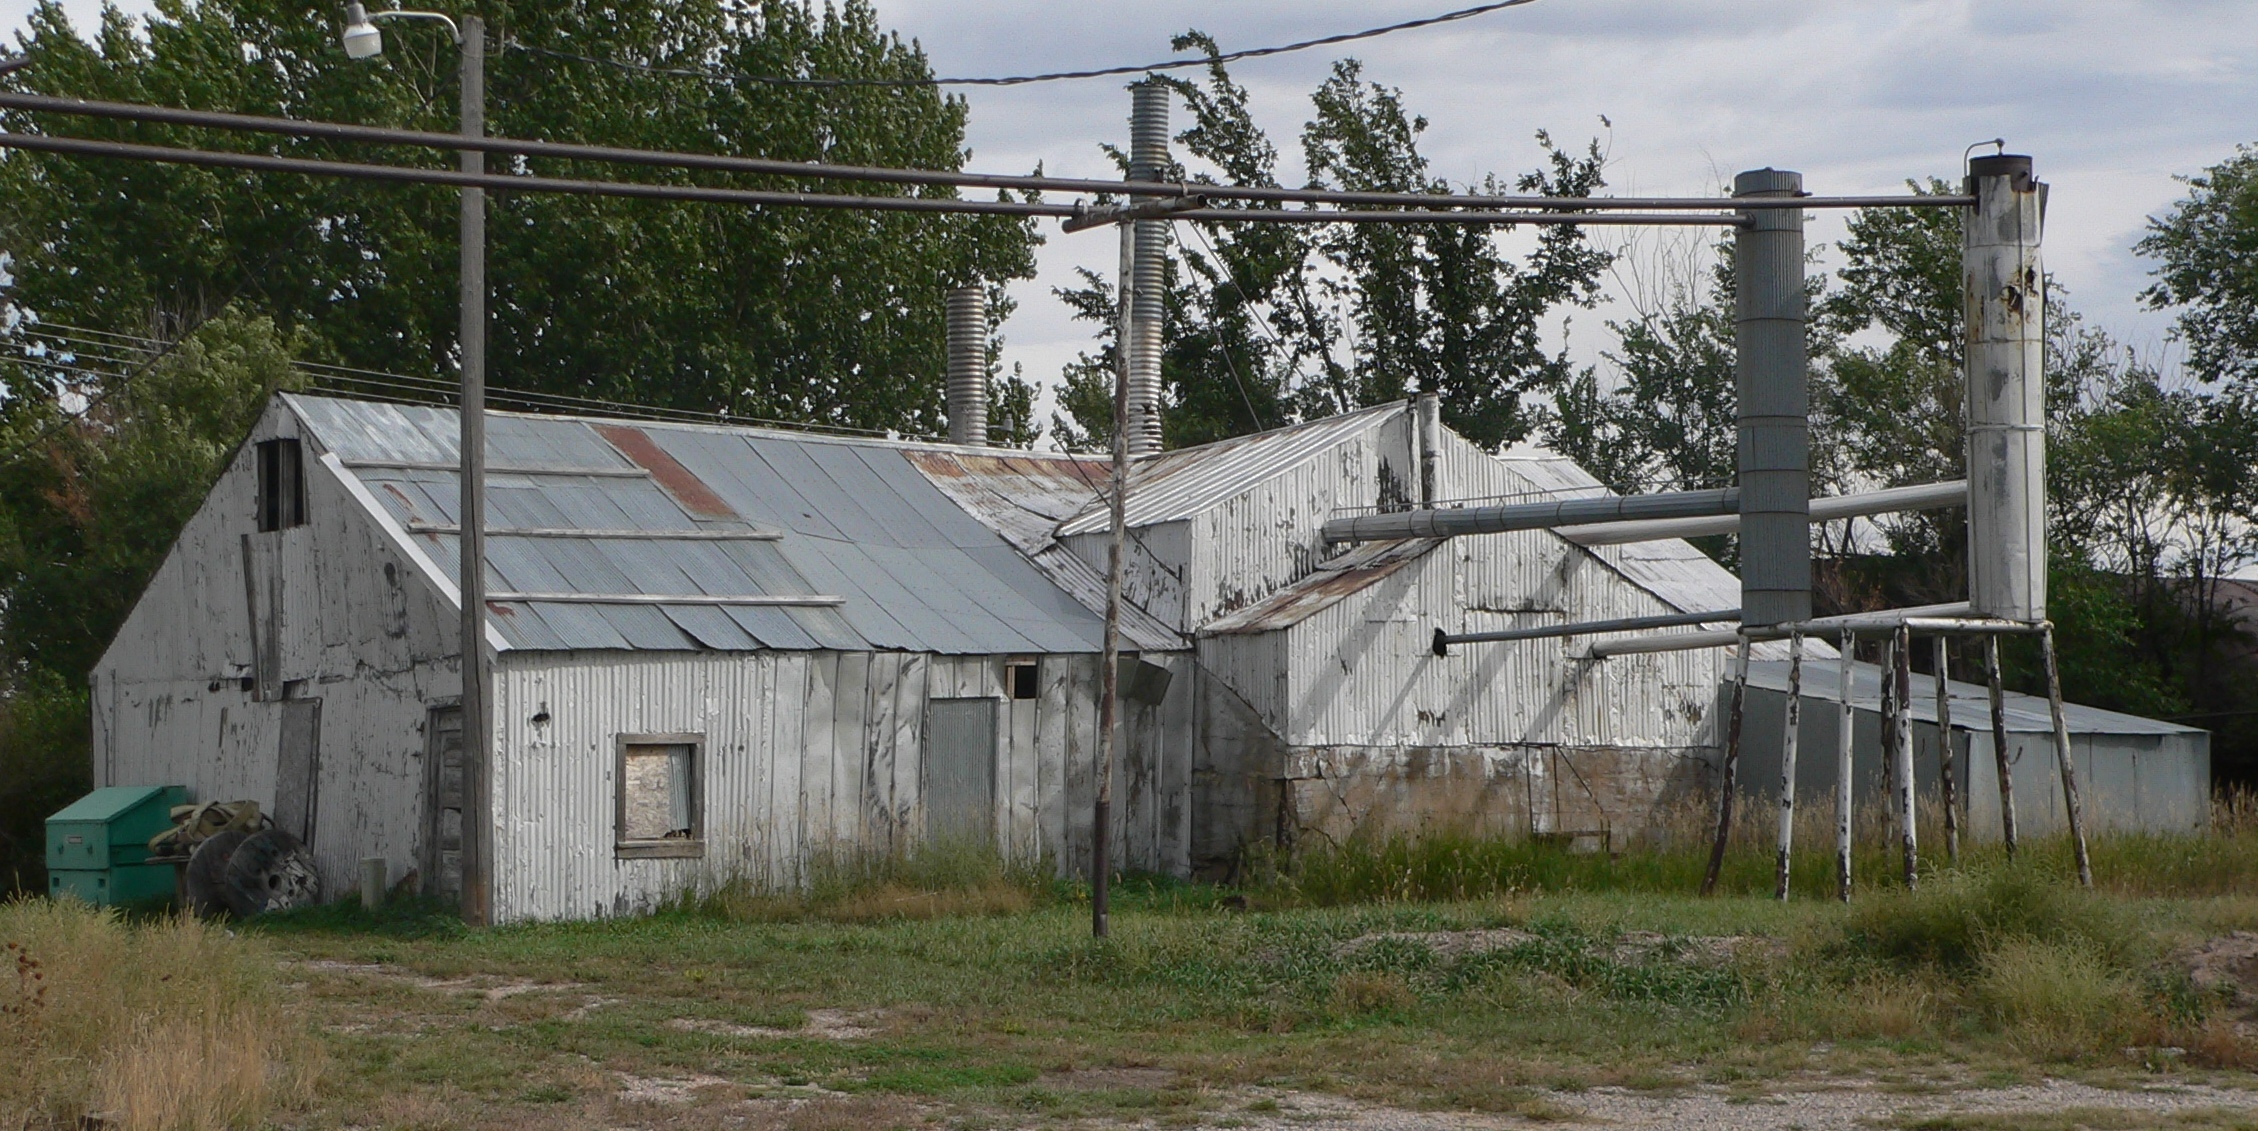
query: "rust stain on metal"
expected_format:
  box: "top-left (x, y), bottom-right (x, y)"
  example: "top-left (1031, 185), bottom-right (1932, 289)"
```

top-left (1204, 540), bottom-right (1436, 635)
top-left (592, 424), bottom-right (739, 519)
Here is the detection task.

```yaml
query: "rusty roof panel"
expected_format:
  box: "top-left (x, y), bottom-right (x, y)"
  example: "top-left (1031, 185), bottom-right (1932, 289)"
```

top-left (1200, 539), bottom-right (1441, 636)
top-left (291, 395), bottom-right (1130, 655)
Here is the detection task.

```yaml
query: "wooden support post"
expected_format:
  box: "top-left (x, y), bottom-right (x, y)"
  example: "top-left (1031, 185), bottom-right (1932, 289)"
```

top-left (1936, 637), bottom-right (1958, 865)
top-left (1894, 624), bottom-right (1918, 889)
top-left (1878, 634), bottom-right (1898, 831)
top-left (1987, 633), bottom-right (2018, 860)
top-left (2041, 624), bottom-right (2094, 887)
top-left (1836, 631), bottom-right (1856, 902)
top-left (1774, 631), bottom-right (1804, 900)
top-left (360, 856), bottom-right (387, 910)
top-left (1702, 634), bottom-right (1753, 896)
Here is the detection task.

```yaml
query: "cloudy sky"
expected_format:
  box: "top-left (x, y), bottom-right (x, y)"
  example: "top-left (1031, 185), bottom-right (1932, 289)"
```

top-left (7, 0), bottom-right (2255, 409)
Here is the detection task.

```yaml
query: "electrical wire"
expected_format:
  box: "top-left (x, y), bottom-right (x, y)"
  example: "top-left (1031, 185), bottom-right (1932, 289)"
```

top-left (4, 325), bottom-right (924, 439)
top-left (506, 0), bottom-right (1544, 89)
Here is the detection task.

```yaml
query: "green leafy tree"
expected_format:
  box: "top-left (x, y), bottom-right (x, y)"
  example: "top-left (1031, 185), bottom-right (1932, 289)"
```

top-left (1054, 46), bottom-right (1610, 452)
top-left (2140, 145), bottom-right (2258, 392)
top-left (0, 0), bottom-right (1039, 436)
top-left (0, 311), bottom-right (304, 889)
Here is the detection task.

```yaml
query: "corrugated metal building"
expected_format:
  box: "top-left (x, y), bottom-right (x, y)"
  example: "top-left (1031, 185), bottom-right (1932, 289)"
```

top-left (1733, 660), bottom-right (2210, 839)
top-left (91, 393), bottom-right (1920, 920)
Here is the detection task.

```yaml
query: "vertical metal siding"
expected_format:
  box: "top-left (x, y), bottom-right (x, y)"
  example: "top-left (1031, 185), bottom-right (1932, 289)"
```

top-left (490, 646), bottom-right (1191, 922)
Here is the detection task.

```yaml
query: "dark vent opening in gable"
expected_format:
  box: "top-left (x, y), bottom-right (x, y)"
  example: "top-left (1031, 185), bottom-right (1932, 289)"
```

top-left (1007, 661), bottom-right (1039, 701)
top-left (257, 439), bottom-right (306, 532)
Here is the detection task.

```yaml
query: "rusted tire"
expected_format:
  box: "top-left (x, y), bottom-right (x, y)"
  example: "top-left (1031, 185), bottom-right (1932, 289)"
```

top-left (183, 830), bottom-right (248, 918)
top-left (221, 829), bottom-right (321, 918)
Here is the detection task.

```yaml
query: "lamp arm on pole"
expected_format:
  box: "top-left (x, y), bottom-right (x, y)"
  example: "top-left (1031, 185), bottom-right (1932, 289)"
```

top-left (364, 6), bottom-right (461, 41)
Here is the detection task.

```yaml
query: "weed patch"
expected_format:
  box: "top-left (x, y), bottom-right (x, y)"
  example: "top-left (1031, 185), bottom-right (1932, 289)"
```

top-left (0, 898), bottom-right (321, 1130)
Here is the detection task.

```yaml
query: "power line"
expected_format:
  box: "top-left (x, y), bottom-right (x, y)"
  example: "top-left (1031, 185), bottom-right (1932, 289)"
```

top-left (0, 93), bottom-right (1973, 215)
top-left (4, 325), bottom-right (921, 439)
top-left (506, 0), bottom-right (1546, 89)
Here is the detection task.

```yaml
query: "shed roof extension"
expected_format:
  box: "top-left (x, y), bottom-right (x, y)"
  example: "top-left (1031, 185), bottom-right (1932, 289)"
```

top-left (294, 395), bottom-right (1130, 655)
top-left (1745, 660), bottom-right (2207, 737)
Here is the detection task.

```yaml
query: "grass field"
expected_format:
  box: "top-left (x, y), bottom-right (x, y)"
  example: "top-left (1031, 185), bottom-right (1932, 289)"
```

top-left (13, 820), bottom-right (2258, 1130)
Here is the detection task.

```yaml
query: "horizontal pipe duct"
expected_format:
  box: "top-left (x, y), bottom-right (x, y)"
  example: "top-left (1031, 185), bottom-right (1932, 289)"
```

top-left (1558, 480), bottom-right (1967, 546)
top-left (1433, 608), bottom-right (1738, 654)
top-left (1582, 602), bottom-right (1975, 657)
top-left (1323, 487), bottom-right (1738, 544)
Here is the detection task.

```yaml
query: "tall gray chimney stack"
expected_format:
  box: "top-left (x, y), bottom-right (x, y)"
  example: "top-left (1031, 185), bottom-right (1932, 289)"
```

top-left (945, 284), bottom-right (988, 446)
top-left (1125, 82), bottom-right (1170, 457)
top-left (1733, 168), bottom-right (1811, 627)
top-left (1964, 154), bottom-right (2047, 622)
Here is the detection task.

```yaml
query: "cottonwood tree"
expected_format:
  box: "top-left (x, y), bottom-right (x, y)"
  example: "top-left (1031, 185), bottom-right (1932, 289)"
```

top-left (1054, 44), bottom-right (1610, 452)
top-left (0, 0), bottom-right (1039, 436)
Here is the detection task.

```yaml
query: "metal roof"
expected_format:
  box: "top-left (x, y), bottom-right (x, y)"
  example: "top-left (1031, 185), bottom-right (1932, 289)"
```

top-left (1201, 539), bottom-right (1441, 636)
top-left (292, 396), bottom-right (1126, 655)
top-left (1055, 402), bottom-right (1400, 536)
top-left (1744, 659), bottom-right (2206, 737)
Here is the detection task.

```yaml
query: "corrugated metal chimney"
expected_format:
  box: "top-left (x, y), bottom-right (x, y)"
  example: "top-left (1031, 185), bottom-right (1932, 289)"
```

top-left (1125, 81), bottom-right (1169, 457)
top-left (945, 284), bottom-right (988, 446)
top-left (1965, 154), bottom-right (2046, 621)
top-left (1733, 168), bottom-right (1810, 627)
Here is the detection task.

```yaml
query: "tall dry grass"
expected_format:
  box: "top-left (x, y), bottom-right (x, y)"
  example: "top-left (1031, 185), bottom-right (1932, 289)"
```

top-left (673, 838), bottom-right (1053, 923)
top-left (1252, 785), bottom-right (2258, 907)
top-left (0, 898), bottom-right (320, 1131)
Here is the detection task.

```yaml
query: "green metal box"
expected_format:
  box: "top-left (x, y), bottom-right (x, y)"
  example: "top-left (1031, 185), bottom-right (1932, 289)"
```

top-left (49, 864), bottom-right (178, 906)
top-left (46, 785), bottom-right (188, 905)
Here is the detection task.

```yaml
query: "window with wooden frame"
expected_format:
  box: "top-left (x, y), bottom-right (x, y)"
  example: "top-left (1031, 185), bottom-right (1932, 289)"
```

top-left (1005, 660), bottom-right (1040, 701)
top-left (616, 734), bottom-right (703, 858)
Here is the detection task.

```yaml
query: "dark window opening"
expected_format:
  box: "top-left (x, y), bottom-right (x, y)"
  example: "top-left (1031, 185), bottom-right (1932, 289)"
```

top-left (1007, 662), bottom-right (1039, 701)
top-left (256, 438), bottom-right (306, 531)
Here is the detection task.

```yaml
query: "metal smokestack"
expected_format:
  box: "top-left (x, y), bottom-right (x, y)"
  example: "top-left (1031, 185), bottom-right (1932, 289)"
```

top-left (1965, 154), bottom-right (2046, 622)
top-left (1125, 82), bottom-right (1169, 457)
top-left (945, 284), bottom-right (988, 446)
top-left (1733, 168), bottom-right (1811, 627)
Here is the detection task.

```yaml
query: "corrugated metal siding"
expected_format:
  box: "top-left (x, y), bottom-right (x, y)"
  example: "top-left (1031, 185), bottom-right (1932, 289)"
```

top-left (97, 402), bottom-right (460, 901)
top-left (1057, 403), bottom-right (1404, 537)
top-left (1200, 517), bottom-right (1727, 751)
top-left (489, 648), bottom-right (1192, 922)
top-left (1190, 426), bottom-right (1400, 628)
top-left (1736, 671), bottom-right (2210, 840)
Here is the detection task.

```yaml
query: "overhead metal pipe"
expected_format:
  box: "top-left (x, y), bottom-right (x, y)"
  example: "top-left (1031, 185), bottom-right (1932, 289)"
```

top-left (1433, 608), bottom-right (1737, 654)
top-left (944, 285), bottom-right (988, 445)
top-left (1558, 480), bottom-right (1966, 546)
top-left (1965, 154), bottom-right (2048, 622)
top-left (1582, 602), bottom-right (1975, 657)
top-left (1734, 168), bottom-right (1810, 627)
top-left (1323, 486), bottom-right (1738, 544)
top-left (0, 89), bottom-right (1975, 213)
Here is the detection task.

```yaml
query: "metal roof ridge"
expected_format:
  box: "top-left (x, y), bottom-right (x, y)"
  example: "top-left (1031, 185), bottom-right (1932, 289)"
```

top-left (285, 391), bottom-right (1096, 460)
top-left (1054, 401), bottom-right (1407, 536)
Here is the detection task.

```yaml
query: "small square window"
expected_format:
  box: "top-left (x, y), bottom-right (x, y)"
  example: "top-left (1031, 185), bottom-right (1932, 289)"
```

top-left (256, 438), bottom-right (305, 531)
top-left (616, 735), bottom-right (702, 858)
top-left (1006, 661), bottom-right (1039, 701)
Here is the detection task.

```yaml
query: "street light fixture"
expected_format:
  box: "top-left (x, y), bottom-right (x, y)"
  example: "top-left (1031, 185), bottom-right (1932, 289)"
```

top-left (339, 2), bottom-right (459, 58)
top-left (340, 2), bottom-right (490, 927)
